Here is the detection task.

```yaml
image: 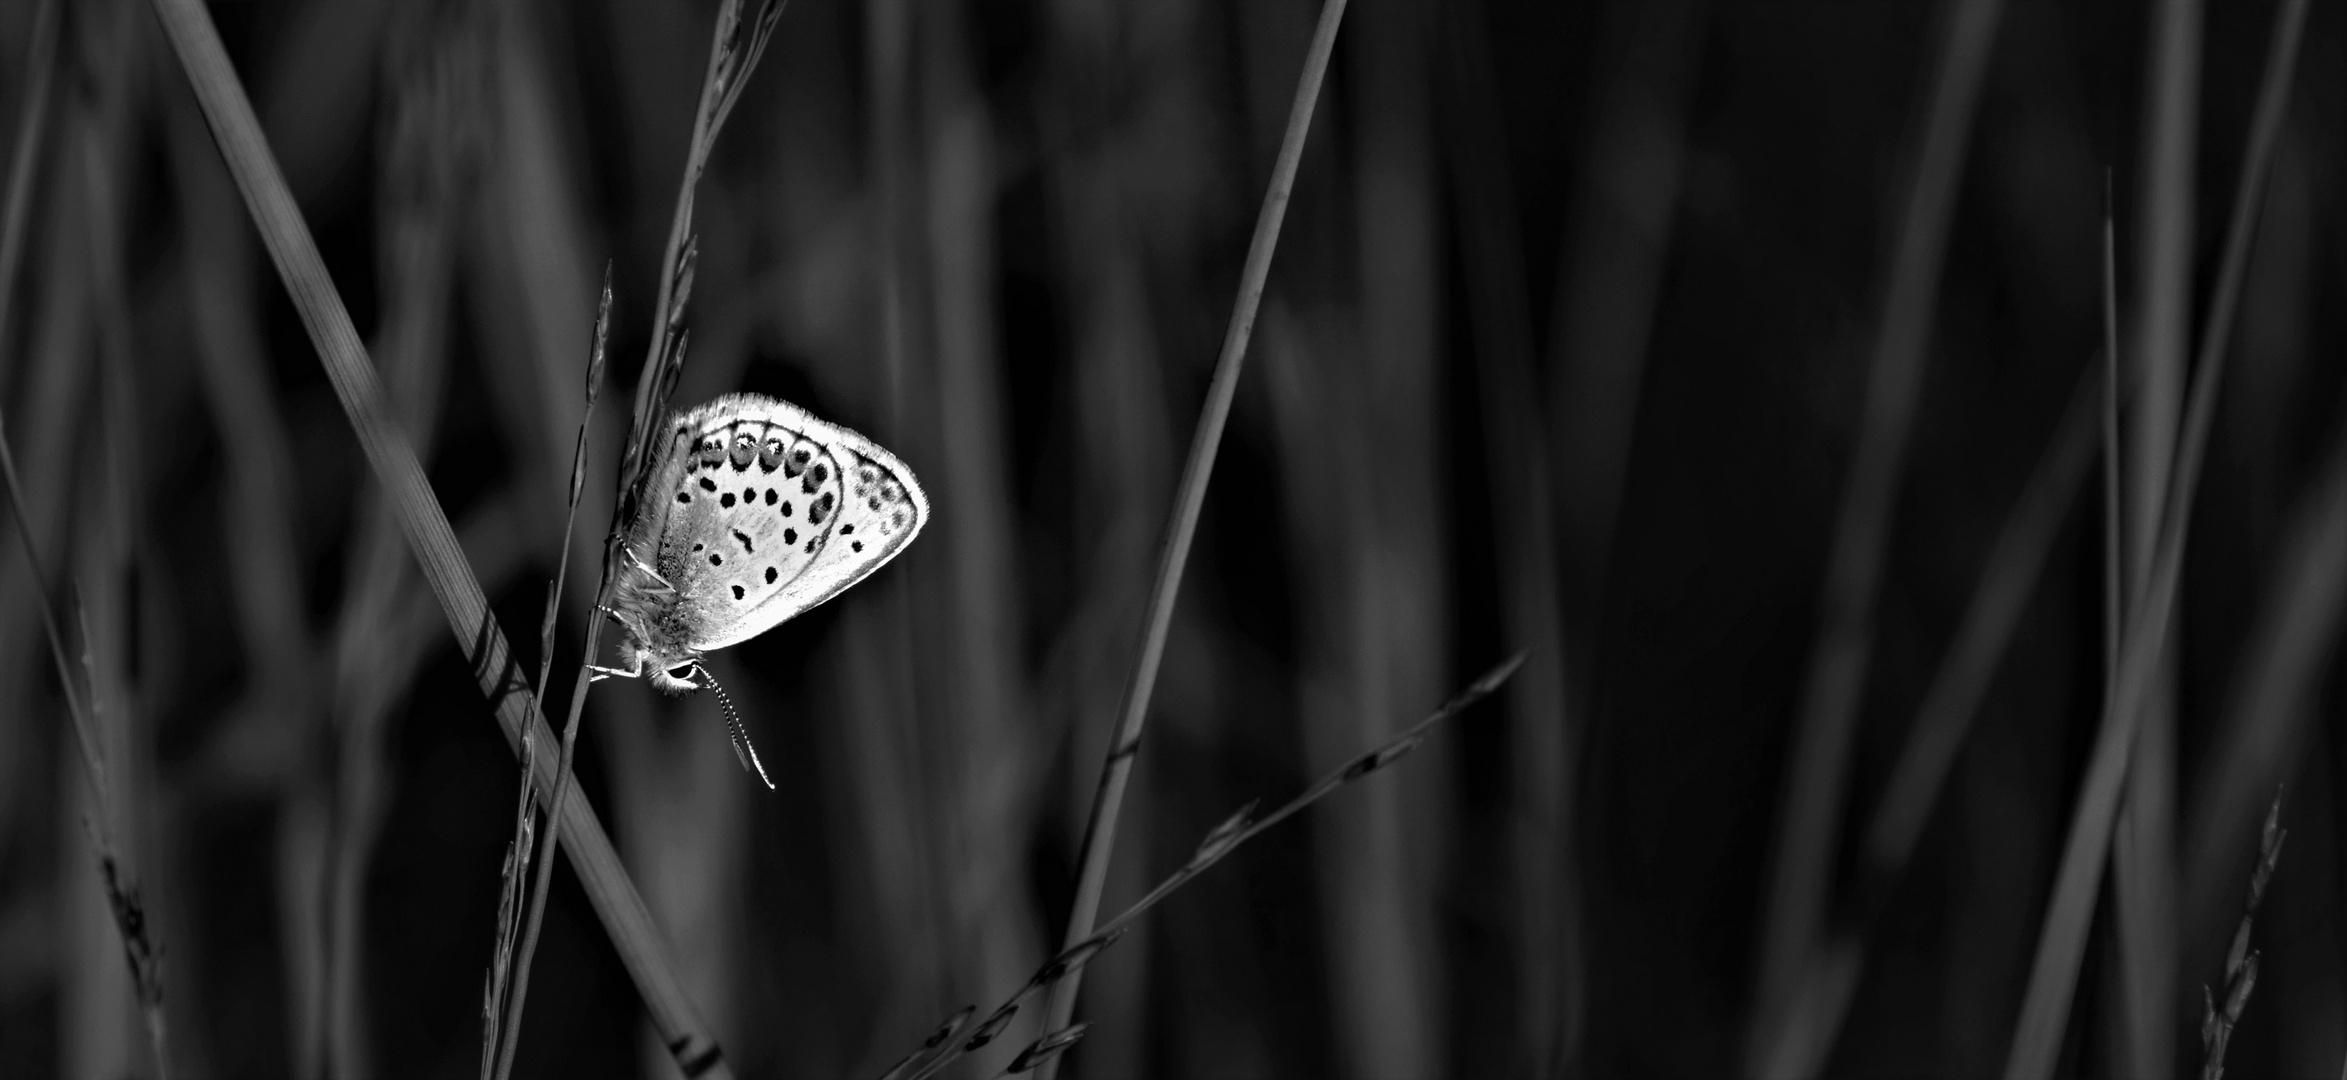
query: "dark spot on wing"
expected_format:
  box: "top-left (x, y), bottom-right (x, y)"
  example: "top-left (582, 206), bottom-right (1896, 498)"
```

top-left (852, 541), bottom-right (864, 553)
top-left (786, 445), bottom-right (811, 477)
top-left (677, 492), bottom-right (691, 504)
top-left (764, 566), bottom-right (778, 584)
top-left (784, 528), bottom-right (797, 545)
top-left (780, 500), bottom-right (792, 517)
top-left (709, 553), bottom-right (723, 566)
top-left (693, 543), bottom-right (704, 552)
top-left (804, 539), bottom-right (816, 553)
top-left (868, 496), bottom-right (881, 511)
top-left (721, 493), bottom-right (736, 508)
top-left (699, 477), bottom-right (717, 492)
top-left (733, 529), bottom-right (754, 553)
top-left (730, 434), bottom-right (756, 469)
top-left (764, 489), bottom-right (777, 506)
top-left (759, 437), bottom-right (785, 472)
top-left (743, 487), bottom-right (756, 503)
top-left (732, 585), bottom-right (745, 600)
top-left (840, 524), bottom-right (853, 535)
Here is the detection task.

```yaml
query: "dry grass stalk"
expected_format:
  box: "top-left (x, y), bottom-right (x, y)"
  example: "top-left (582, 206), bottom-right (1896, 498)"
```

top-left (1043, 0), bottom-right (1351, 1058)
top-left (2001, 0), bottom-right (2310, 1074)
top-left (495, 6), bottom-right (782, 1077)
top-left (143, 0), bottom-right (737, 1069)
top-left (480, 271), bottom-right (609, 1080)
top-left (1747, 0), bottom-right (2007, 1074)
top-left (494, 3), bottom-right (784, 1075)
top-left (886, 654), bottom-right (1522, 1080)
top-left (2198, 794), bottom-right (2283, 1080)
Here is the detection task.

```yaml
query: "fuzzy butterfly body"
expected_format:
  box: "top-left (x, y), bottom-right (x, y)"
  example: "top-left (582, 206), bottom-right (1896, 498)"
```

top-left (601, 393), bottom-right (927, 782)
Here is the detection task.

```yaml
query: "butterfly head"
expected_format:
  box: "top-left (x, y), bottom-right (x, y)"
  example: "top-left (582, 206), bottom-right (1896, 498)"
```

top-left (639, 647), bottom-right (704, 695)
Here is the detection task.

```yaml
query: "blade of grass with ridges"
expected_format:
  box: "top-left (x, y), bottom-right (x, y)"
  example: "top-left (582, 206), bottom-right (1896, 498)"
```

top-left (2000, 1), bottom-right (2310, 1075)
top-left (142, 0), bottom-right (736, 1072)
top-left (1747, 1), bottom-right (2006, 1073)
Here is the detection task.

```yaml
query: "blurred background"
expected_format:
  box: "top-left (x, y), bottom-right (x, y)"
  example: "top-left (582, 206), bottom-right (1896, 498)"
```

top-left (0, 0), bottom-right (2344, 1077)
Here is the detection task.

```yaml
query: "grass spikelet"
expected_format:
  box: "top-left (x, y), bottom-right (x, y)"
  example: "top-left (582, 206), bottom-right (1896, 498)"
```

top-left (479, 272), bottom-right (605, 1078)
top-left (999, 1024), bottom-right (1090, 1076)
top-left (892, 652), bottom-right (1521, 1080)
top-left (490, 0), bottom-right (788, 1072)
top-left (2199, 793), bottom-right (2285, 1080)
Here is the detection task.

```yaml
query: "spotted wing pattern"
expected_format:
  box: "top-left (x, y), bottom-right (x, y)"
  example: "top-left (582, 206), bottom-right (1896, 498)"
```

top-left (645, 393), bottom-right (927, 653)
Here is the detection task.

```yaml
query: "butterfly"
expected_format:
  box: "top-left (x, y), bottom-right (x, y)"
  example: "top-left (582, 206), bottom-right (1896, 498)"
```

top-left (595, 392), bottom-right (929, 787)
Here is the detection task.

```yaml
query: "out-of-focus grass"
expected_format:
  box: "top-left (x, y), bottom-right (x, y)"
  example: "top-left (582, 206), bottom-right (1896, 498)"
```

top-left (7, 0), bottom-right (2347, 1077)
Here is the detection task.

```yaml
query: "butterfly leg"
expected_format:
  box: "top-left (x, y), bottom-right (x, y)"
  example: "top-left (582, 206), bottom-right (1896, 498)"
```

top-left (587, 656), bottom-right (642, 683)
top-left (622, 548), bottom-right (676, 591)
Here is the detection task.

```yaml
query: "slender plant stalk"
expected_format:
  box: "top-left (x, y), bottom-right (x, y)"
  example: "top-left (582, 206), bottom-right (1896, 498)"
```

top-left (1747, 0), bottom-right (2005, 1073)
top-left (480, 270), bottom-right (609, 1080)
top-left (143, 0), bottom-right (735, 1070)
top-left (2001, 1), bottom-right (2309, 1075)
top-left (1041, 0), bottom-right (1350, 1058)
top-left (2111, 0), bottom-right (2208, 1066)
top-left (890, 654), bottom-right (1523, 1080)
top-left (492, 3), bottom-right (782, 1076)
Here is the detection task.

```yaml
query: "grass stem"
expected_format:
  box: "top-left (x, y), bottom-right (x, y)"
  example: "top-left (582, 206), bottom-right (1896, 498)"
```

top-left (1040, 0), bottom-right (1350, 1061)
top-left (1999, 1), bottom-right (2310, 1074)
top-left (144, 0), bottom-right (735, 1068)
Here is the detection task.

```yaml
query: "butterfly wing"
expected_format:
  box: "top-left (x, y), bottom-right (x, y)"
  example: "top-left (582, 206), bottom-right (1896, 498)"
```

top-left (646, 394), bottom-right (926, 653)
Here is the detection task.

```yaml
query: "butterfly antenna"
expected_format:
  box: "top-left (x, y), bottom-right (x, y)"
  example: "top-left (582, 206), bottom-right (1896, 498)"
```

top-left (696, 663), bottom-right (774, 790)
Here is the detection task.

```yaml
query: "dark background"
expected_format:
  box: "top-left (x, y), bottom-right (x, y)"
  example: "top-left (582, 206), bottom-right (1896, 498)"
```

top-left (1, 0), bottom-right (2344, 1077)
